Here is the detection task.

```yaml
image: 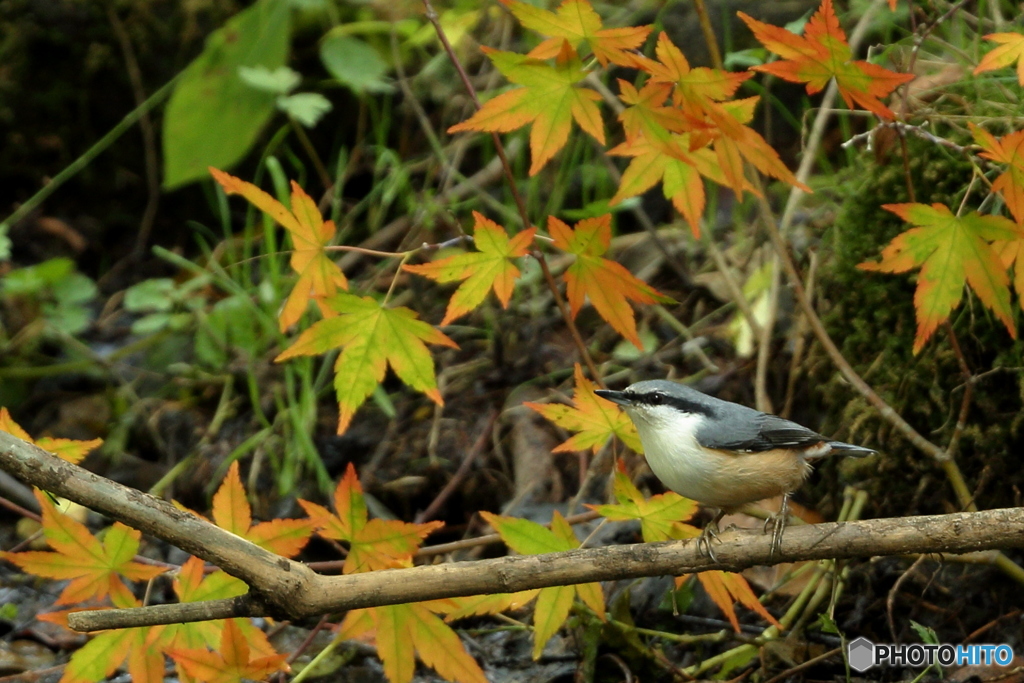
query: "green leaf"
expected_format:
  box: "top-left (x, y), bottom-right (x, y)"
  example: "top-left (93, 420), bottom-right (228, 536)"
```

top-left (2, 258), bottom-right (75, 295)
top-left (910, 620), bottom-right (939, 645)
top-left (238, 65), bottom-right (301, 94)
top-left (320, 36), bottom-right (392, 93)
top-left (52, 273), bottom-right (98, 306)
top-left (124, 279), bottom-right (177, 313)
top-left (277, 93), bottom-right (333, 127)
top-left (196, 294), bottom-right (264, 367)
top-left (0, 225), bottom-right (10, 261)
top-left (162, 0), bottom-right (292, 189)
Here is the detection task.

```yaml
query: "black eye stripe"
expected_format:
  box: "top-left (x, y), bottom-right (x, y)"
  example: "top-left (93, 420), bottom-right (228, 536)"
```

top-left (627, 390), bottom-right (715, 417)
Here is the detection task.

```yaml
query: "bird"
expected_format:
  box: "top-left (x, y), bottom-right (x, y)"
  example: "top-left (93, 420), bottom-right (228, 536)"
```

top-left (594, 379), bottom-right (876, 561)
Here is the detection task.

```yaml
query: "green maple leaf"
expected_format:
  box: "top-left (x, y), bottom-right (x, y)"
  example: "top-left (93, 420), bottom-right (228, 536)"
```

top-left (276, 293), bottom-right (458, 434)
top-left (590, 461), bottom-right (698, 542)
top-left (480, 510), bottom-right (605, 659)
top-left (499, 0), bottom-right (651, 67)
top-left (859, 203), bottom-right (1021, 352)
top-left (448, 40), bottom-right (604, 176)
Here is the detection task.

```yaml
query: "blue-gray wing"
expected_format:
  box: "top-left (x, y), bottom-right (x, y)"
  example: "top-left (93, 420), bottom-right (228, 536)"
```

top-left (695, 409), bottom-right (826, 452)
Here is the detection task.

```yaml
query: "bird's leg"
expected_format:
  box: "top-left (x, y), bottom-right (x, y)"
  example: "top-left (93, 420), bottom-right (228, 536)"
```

top-left (696, 509), bottom-right (726, 562)
top-left (765, 495), bottom-right (789, 562)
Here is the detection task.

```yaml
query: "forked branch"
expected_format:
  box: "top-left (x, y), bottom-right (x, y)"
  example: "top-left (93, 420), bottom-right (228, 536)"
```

top-left (1, 432), bottom-right (1022, 633)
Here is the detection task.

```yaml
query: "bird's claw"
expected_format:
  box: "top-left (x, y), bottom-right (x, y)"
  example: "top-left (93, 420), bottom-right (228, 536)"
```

top-left (765, 496), bottom-right (790, 562)
top-left (696, 513), bottom-right (725, 562)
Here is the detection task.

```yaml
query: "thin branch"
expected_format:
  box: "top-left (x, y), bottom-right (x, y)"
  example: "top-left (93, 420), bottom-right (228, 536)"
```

top-left (691, 0), bottom-right (723, 70)
top-left (0, 74), bottom-right (180, 232)
top-left (106, 6), bottom-right (160, 259)
top-left (415, 410), bottom-right (498, 523)
top-left (537, 253), bottom-right (605, 385)
top-left (945, 323), bottom-right (974, 460)
top-left (68, 503), bottom-right (1024, 632)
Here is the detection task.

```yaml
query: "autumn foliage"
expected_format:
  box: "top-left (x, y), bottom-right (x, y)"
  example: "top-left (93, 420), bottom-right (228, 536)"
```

top-left (6, 0), bottom-right (1024, 682)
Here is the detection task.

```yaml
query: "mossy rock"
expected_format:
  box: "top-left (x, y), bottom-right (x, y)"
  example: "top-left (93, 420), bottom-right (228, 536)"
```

top-left (810, 137), bottom-right (1024, 517)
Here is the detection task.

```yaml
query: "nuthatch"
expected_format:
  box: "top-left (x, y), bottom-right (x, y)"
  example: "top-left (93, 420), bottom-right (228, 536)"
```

top-left (595, 380), bottom-right (875, 560)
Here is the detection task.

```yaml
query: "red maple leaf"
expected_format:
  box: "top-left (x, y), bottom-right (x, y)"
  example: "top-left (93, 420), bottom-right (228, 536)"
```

top-left (739, 0), bottom-right (913, 120)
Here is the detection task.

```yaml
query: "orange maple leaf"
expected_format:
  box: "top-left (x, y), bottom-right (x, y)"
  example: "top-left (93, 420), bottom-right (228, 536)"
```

top-left (2, 490), bottom-right (165, 605)
top-left (160, 558), bottom-right (279, 681)
top-left (970, 123), bottom-right (1024, 224)
top-left (448, 40), bottom-right (604, 175)
top-left (681, 570), bottom-right (783, 632)
top-left (499, 0), bottom-right (651, 67)
top-left (548, 214), bottom-right (672, 349)
top-left (739, 0), bottom-right (913, 120)
top-left (167, 619), bottom-right (289, 683)
top-left (299, 463), bottom-right (443, 573)
top-left (525, 363), bottom-right (641, 453)
top-left (993, 236), bottom-right (1024, 311)
top-left (645, 32), bottom-right (752, 140)
top-left (859, 203), bottom-right (1022, 352)
top-left (275, 293), bottom-right (458, 434)
top-left (439, 591), bottom-right (542, 622)
top-left (480, 510), bottom-right (605, 659)
top-left (211, 461), bottom-right (314, 558)
top-left (339, 602), bottom-right (487, 683)
top-left (609, 134), bottom-right (728, 237)
top-left (0, 407), bottom-right (101, 464)
top-left (974, 32), bottom-right (1024, 85)
top-left (306, 465), bottom-right (486, 683)
top-left (209, 167), bottom-right (348, 332)
top-left (615, 79), bottom-right (690, 150)
top-left (404, 212), bottom-right (536, 325)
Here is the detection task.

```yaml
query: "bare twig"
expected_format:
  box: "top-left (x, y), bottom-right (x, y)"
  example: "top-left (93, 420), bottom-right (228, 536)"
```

top-left (0, 74), bottom-right (179, 233)
top-left (887, 554), bottom-right (927, 641)
top-left (945, 323), bottom-right (974, 460)
top-left (841, 122), bottom-right (972, 154)
top-left (415, 410), bottom-right (499, 523)
top-left (107, 7), bottom-right (160, 259)
top-left (537, 253), bottom-right (605, 385)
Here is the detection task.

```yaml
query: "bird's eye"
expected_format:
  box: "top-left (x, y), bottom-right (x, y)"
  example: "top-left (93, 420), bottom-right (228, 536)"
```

top-left (647, 393), bottom-right (663, 405)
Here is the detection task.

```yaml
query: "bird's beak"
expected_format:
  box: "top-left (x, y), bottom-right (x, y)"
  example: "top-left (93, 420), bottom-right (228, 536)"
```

top-left (594, 389), bottom-right (631, 406)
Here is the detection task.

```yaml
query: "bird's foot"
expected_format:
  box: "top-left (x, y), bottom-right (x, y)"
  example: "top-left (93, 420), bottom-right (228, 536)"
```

top-left (764, 496), bottom-right (790, 562)
top-left (696, 511), bottom-right (726, 562)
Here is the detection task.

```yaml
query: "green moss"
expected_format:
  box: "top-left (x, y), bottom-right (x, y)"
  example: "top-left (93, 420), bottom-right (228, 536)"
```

top-left (811, 137), bottom-right (1024, 516)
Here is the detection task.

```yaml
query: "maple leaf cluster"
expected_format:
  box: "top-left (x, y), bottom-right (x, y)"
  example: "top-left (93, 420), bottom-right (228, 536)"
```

top-left (448, 0), bottom-right (914, 240)
top-left (2, 406), bottom-right (793, 683)
top-left (205, 0), bottom-right (932, 430)
top-left (0, 455), bottom-right (300, 683)
top-left (210, 171), bottom-right (674, 432)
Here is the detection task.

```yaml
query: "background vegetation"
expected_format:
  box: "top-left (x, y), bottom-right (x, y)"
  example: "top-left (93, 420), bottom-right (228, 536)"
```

top-left (1, 0), bottom-right (1023, 681)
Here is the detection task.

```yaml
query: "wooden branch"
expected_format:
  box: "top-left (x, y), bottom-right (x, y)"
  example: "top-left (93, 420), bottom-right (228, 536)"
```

top-left (3, 432), bottom-right (1024, 635)
top-left (0, 432), bottom-right (321, 617)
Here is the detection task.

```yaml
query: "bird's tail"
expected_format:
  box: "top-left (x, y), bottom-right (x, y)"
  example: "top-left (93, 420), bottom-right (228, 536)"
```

top-left (827, 441), bottom-right (877, 457)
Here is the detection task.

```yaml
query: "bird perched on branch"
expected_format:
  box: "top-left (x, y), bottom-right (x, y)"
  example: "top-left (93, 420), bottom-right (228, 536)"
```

top-left (595, 380), bottom-right (875, 561)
